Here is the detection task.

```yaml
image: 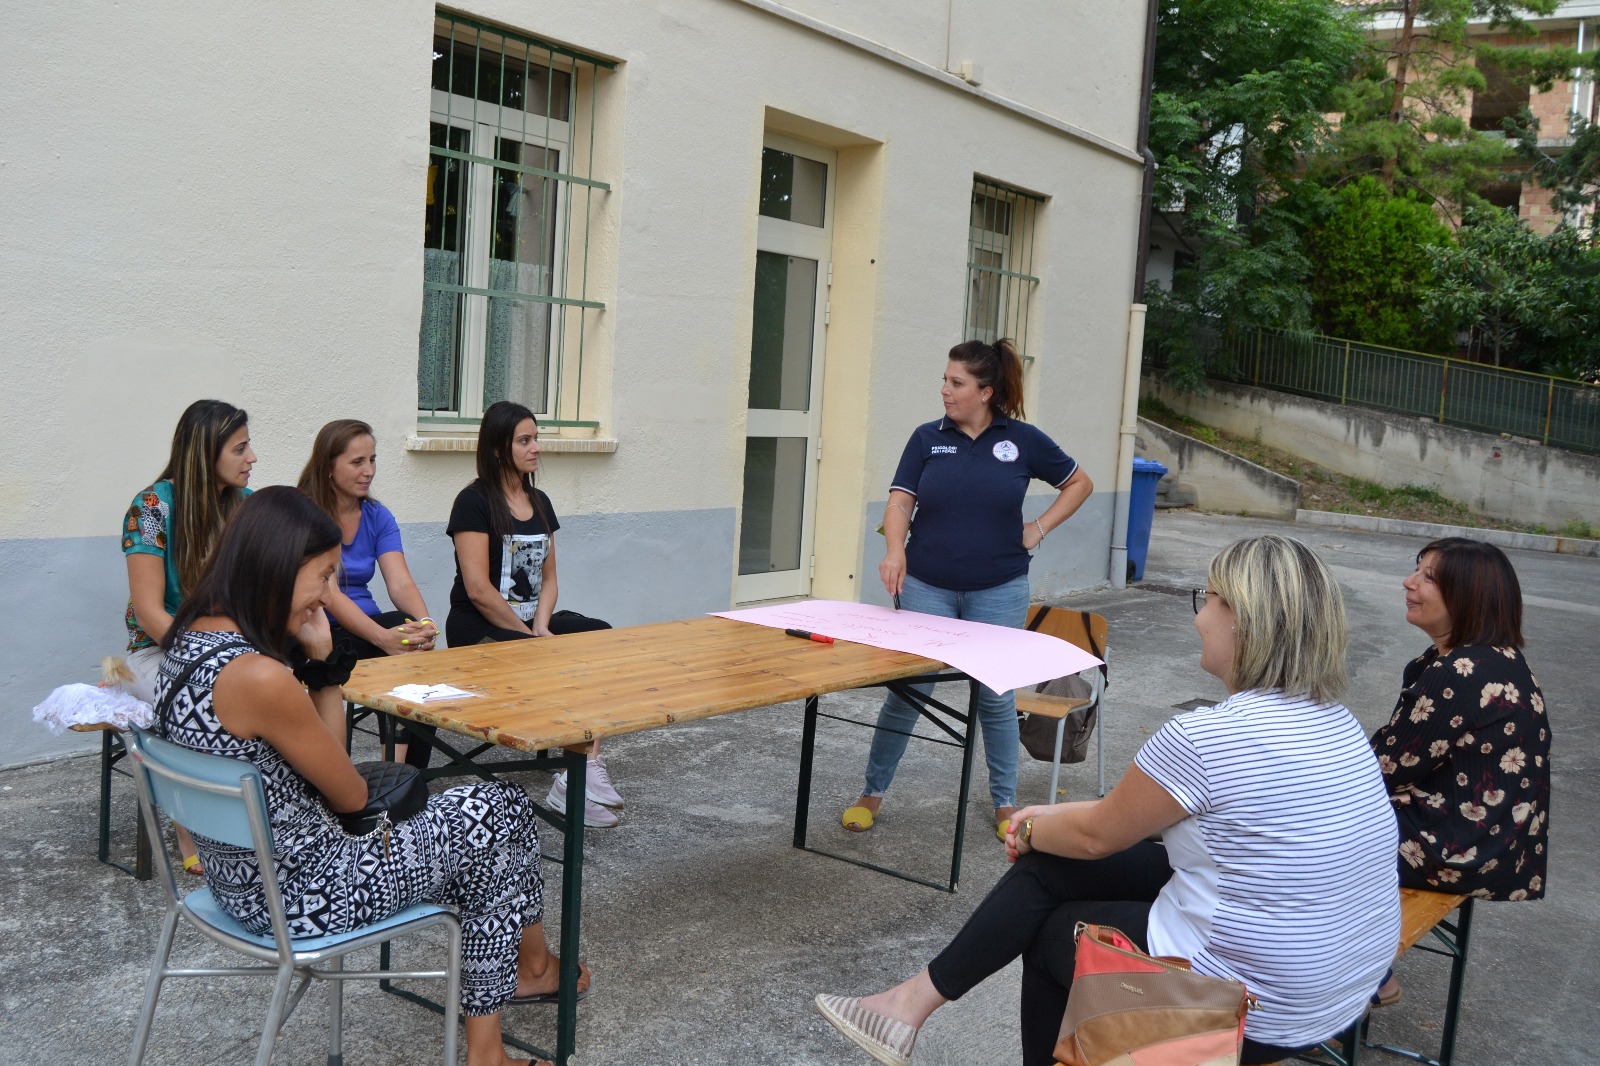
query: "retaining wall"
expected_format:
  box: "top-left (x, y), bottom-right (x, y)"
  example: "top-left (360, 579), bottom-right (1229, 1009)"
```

top-left (1135, 417), bottom-right (1300, 520)
top-left (1144, 377), bottom-right (1600, 529)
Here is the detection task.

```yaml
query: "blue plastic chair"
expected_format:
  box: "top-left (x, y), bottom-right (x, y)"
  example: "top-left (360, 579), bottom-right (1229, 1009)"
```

top-left (123, 729), bottom-right (461, 1066)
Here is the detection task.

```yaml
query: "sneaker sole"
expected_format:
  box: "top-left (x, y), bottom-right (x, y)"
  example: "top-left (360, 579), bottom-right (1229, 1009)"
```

top-left (545, 791), bottom-right (621, 828)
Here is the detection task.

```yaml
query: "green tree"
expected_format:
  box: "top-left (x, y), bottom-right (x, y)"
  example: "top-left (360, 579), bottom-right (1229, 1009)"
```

top-left (1145, 0), bottom-right (1366, 388)
top-left (1423, 206), bottom-right (1600, 374)
top-left (1302, 177), bottom-right (1458, 350)
top-left (1322, 0), bottom-right (1593, 218)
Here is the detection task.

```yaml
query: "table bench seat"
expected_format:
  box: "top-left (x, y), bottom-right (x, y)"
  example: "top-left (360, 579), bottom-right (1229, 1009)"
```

top-left (72, 722), bottom-right (152, 880)
top-left (1264, 887), bottom-right (1473, 1066)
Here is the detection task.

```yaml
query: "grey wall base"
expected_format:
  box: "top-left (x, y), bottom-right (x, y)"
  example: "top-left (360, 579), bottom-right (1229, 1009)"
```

top-left (2, 506), bottom-right (737, 767)
top-left (856, 493), bottom-right (1116, 609)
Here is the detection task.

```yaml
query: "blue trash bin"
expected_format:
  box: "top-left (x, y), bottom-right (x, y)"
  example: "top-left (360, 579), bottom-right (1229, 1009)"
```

top-left (1126, 457), bottom-right (1168, 581)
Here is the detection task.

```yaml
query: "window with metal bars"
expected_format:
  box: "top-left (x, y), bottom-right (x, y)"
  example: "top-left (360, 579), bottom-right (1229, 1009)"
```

top-left (964, 178), bottom-right (1042, 356)
top-left (420, 11), bottom-right (612, 427)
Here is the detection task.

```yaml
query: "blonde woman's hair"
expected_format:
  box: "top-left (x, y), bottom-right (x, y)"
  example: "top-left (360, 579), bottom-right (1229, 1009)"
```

top-left (1207, 534), bottom-right (1348, 702)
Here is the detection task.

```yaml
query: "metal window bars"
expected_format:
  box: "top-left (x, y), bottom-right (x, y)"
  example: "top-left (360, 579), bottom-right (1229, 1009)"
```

top-left (420, 10), bottom-right (613, 427)
top-left (963, 177), bottom-right (1044, 359)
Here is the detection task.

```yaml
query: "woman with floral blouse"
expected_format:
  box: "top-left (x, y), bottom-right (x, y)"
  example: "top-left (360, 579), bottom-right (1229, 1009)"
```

top-left (1370, 537), bottom-right (1552, 1003)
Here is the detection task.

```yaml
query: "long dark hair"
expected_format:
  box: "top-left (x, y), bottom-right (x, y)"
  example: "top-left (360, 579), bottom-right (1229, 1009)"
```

top-left (474, 400), bottom-right (548, 541)
top-left (164, 486), bottom-right (341, 660)
top-left (297, 418), bottom-right (378, 519)
top-left (158, 399), bottom-right (250, 595)
top-left (948, 338), bottom-right (1026, 419)
top-left (1419, 537), bottom-right (1525, 648)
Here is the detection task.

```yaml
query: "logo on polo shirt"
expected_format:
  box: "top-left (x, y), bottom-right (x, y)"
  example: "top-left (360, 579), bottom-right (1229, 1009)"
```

top-left (992, 440), bottom-right (1019, 462)
top-left (931, 445), bottom-right (958, 455)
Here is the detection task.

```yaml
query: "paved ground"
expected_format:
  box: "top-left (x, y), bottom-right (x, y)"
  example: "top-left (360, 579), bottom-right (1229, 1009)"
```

top-left (1, 511), bottom-right (1592, 1065)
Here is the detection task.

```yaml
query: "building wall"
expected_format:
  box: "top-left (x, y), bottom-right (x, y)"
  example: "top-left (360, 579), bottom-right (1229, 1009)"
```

top-left (2, 0), bottom-right (1147, 764)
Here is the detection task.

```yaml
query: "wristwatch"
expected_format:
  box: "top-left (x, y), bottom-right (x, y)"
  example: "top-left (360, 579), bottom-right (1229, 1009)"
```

top-left (1021, 817), bottom-right (1035, 849)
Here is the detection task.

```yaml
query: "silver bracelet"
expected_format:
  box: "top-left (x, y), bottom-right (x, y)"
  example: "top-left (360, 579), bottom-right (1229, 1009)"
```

top-left (1035, 518), bottom-right (1046, 542)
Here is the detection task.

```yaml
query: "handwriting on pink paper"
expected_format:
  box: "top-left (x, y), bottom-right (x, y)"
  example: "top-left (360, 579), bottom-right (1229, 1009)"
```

top-left (712, 600), bottom-right (1100, 694)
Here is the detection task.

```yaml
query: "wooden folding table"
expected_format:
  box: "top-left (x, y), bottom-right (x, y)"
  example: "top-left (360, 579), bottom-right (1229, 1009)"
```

top-left (342, 615), bottom-right (983, 1065)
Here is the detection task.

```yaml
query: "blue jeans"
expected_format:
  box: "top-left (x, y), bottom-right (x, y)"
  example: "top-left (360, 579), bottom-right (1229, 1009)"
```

top-left (862, 572), bottom-right (1030, 809)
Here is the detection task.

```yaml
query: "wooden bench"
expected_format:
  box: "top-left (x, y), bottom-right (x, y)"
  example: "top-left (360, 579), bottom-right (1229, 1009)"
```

top-left (71, 722), bottom-right (152, 880)
top-left (1273, 887), bottom-right (1474, 1066)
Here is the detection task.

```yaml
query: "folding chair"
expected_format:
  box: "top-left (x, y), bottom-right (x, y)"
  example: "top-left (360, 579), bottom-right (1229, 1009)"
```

top-left (1017, 607), bottom-right (1110, 800)
top-left (124, 729), bottom-right (461, 1066)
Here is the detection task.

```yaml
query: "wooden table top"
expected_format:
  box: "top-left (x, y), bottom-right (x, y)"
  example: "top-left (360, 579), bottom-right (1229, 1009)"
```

top-left (342, 615), bottom-right (950, 752)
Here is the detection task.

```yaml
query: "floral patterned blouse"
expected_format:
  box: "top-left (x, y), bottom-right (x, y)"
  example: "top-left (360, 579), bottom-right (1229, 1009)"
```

top-left (1371, 644), bottom-right (1551, 901)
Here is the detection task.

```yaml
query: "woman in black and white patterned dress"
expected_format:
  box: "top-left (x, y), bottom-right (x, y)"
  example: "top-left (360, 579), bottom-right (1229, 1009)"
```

top-left (156, 486), bottom-right (587, 1066)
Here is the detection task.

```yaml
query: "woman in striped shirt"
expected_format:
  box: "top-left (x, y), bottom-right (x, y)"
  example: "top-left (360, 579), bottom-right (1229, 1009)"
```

top-left (816, 534), bottom-right (1400, 1066)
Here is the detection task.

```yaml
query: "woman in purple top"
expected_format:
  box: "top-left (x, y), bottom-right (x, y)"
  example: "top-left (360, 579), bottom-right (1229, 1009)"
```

top-left (298, 421), bottom-right (437, 736)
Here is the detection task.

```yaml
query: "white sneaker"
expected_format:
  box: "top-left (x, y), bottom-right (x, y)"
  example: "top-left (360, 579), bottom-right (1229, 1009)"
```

top-left (546, 771), bottom-right (620, 828)
top-left (586, 754), bottom-right (624, 810)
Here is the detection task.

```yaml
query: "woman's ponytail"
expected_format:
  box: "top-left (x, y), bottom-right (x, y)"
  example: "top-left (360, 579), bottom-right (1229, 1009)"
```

top-left (947, 338), bottom-right (1026, 420)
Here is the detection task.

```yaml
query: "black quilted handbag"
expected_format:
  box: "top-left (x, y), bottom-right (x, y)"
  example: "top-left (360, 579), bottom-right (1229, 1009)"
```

top-left (338, 760), bottom-right (429, 835)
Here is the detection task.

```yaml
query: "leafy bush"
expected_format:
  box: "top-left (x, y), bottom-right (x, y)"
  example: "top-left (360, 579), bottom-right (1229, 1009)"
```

top-left (1302, 178), bottom-right (1457, 351)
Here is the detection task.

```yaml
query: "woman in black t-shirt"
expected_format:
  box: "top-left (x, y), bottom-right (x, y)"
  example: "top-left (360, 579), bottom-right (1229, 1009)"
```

top-left (434, 401), bottom-right (621, 828)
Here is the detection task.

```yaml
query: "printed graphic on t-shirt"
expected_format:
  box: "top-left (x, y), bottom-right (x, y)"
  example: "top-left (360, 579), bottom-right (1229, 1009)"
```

top-left (992, 440), bottom-right (1019, 463)
top-left (501, 532), bottom-right (549, 620)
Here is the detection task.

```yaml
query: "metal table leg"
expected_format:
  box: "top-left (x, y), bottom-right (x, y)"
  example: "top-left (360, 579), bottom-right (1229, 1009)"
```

top-left (96, 728), bottom-right (152, 880)
top-left (1363, 898), bottom-right (1475, 1066)
top-left (555, 750), bottom-right (586, 1066)
top-left (793, 673), bottom-right (979, 892)
top-left (375, 738), bottom-right (584, 1063)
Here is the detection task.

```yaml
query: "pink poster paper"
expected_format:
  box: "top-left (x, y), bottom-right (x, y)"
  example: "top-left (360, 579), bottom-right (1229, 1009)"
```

top-left (712, 600), bottom-right (1101, 694)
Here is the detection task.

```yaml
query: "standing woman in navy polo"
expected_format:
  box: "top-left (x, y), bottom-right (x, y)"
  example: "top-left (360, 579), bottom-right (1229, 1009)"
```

top-left (842, 338), bottom-right (1093, 840)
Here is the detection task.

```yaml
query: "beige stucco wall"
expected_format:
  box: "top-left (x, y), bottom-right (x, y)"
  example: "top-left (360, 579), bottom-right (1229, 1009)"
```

top-left (2, 0), bottom-right (1146, 760)
top-left (5, 0), bottom-right (1141, 534)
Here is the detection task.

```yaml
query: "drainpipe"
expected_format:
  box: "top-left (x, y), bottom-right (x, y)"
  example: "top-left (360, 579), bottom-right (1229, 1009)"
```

top-left (1572, 20), bottom-right (1586, 137)
top-left (1111, 0), bottom-right (1159, 589)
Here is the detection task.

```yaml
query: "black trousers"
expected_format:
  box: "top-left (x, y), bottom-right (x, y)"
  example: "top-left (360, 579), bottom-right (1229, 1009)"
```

top-left (925, 842), bottom-right (1315, 1066)
top-left (403, 610), bottom-right (612, 769)
top-left (332, 610), bottom-right (413, 661)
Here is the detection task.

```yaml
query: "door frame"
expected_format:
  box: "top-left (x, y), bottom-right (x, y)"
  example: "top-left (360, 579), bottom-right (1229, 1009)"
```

top-left (734, 133), bottom-right (837, 603)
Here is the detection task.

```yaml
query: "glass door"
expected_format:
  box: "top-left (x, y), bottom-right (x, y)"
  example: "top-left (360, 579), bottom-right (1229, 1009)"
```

top-left (735, 136), bottom-right (835, 603)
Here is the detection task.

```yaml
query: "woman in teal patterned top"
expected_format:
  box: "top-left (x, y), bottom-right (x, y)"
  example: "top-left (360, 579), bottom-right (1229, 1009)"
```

top-left (120, 398), bottom-right (254, 872)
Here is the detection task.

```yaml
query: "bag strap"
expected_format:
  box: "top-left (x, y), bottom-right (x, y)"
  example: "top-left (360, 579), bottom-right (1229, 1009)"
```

top-left (1026, 606), bottom-right (1110, 688)
top-left (154, 636), bottom-right (255, 720)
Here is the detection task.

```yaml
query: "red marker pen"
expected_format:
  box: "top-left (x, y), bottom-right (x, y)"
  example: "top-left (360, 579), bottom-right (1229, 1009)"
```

top-left (784, 628), bottom-right (835, 645)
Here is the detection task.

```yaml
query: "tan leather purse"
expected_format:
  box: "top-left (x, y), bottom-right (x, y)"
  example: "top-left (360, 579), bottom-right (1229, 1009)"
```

top-left (1055, 924), bottom-right (1255, 1066)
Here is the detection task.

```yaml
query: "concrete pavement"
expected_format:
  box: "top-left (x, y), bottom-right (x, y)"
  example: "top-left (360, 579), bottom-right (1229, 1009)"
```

top-left (1, 510), bottom-right (1592, 1064)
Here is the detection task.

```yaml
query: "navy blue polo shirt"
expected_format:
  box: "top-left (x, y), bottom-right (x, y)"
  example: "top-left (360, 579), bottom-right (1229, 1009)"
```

top-left (890, 415), bottom-right (1077, 592)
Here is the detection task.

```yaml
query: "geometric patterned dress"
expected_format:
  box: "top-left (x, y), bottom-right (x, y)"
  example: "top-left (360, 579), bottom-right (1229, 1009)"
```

top-left (156, 628), bottom-right (546, 1014)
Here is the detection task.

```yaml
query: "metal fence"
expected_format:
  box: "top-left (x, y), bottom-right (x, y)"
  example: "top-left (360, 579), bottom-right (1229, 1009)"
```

top-left (1176, 324), bottom-right (1600, 455)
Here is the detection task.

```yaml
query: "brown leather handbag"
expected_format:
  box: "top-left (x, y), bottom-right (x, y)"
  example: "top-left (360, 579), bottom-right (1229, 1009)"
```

top-left (1055, 924), bottom-right (1255, 1066)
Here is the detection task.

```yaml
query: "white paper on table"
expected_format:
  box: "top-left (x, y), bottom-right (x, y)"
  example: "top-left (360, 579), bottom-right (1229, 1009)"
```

top-left (387, 683), bottom-right (482, 703)
top-left (713, 600), bottom-right (1101, 695)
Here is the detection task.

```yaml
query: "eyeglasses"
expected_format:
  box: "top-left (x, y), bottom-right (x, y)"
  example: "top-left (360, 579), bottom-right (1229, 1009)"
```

top-left (1192, 588), bottom-right (1208, 614)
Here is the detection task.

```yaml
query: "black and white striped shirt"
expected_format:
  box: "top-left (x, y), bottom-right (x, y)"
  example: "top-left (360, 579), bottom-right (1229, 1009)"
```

top-left (1135, 689), bottom-right (1401, 1045)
